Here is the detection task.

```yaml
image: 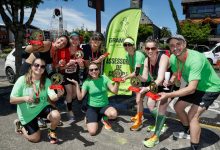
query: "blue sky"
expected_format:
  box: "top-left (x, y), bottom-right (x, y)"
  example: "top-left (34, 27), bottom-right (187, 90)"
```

top-left (0, 0), bottom-right (184, 34)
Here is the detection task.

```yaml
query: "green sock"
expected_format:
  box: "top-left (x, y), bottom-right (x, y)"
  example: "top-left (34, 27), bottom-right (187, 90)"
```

top-left (150, 108), bottom-right (158, 119)
top-left (155, 114), bottom-right (166, 137)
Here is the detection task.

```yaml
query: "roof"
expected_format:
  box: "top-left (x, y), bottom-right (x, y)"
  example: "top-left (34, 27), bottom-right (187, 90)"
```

top-left (182, 0), bottom-right (212, 3)
top-left (180, 17), bottom-right (220, 24)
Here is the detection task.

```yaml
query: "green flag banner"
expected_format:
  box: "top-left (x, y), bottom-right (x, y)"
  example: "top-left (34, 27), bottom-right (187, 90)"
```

top-left (104, 8), bottom-right (141, 95)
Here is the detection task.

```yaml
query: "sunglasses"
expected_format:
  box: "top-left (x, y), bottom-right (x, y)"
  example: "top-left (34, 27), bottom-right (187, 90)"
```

top-left (92, 37), bottom-right (102, 41)
top-left (33, 63), bottom-right (46, 69)
top-left (145, 47), bottom-right (157, 51)
top-left (89, 68), bottom-right (99, 72)
top-left (123, 43), bottom-right (133, 47)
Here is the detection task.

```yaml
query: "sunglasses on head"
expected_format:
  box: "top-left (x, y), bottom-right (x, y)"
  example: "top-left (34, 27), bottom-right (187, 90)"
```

top-left (89, 68), bottom-right (99, 72)
top-left (33, 63), bottom-right (46, 69)
top-left (123, 43), bottom-right (133, 47)
top-left (145, 47), bottom-right (157, 51)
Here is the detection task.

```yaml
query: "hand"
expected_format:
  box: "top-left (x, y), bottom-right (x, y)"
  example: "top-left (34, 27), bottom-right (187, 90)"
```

top-left (24, 96), bottom-right (34, 103)
top-left (57, 89), bottom-right (64, 98)
top-left (157, 92), bottom-right (169, 101)
top-left (139, 86), bottom-right (150, 94)
top-left (163, 80), bottom-right (173, 87)
top-left (66, 78), bottom-right (78, 84)
top-left (77, 58), bottom-right (85, 68)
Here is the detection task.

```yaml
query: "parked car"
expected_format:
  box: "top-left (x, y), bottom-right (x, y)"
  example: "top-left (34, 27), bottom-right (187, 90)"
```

top-left (4, 48), bottom-right (16, 83)
top-left (188, 44), bottom-right (210, 53)
top-left (203, 43), bottom-right (220, 65)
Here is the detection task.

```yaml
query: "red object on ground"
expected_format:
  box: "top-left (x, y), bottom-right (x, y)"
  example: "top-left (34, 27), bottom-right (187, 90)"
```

top-left (112, 77), bottom-right (123, 82)
top-left (49, 84), bottom-right (64, 90)
top-left (128, 86), bottom-right (141, 93)
top-left (103, 52), bottom-right (110, 57)
top-left (146, 92), bottom-right (160, 101)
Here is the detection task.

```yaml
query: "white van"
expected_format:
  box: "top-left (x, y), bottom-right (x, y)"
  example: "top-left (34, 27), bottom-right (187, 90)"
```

top-left (203, 43), bottom-right (220, 65)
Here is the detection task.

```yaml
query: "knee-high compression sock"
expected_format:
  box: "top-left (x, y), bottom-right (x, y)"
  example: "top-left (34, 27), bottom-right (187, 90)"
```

top-left (150, 108), bottom-right (158, 119)
top-left (155, 114), bottom-right (166, 137)
top-left (67, 102), bottom-right (73, 111)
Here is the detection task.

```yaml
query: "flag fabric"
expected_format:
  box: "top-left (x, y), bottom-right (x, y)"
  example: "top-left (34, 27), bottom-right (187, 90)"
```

top-left (104, 8), bottom-right (142, 95)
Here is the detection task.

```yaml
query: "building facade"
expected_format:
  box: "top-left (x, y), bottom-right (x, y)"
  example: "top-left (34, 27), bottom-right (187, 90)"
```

top-left (181, 0), bottom-right (220, 43)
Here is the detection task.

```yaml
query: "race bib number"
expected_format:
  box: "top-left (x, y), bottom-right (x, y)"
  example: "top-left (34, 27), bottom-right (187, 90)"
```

top-left (65, 67), bottom-right (76, 73)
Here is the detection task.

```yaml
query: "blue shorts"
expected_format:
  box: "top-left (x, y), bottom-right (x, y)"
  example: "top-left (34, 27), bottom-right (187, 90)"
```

top-left (86, 105), bottom-right (111, 123)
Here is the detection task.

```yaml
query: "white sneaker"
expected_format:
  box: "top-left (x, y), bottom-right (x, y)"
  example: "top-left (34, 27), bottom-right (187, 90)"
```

top-left (173, 131), bottom-right (190, 139)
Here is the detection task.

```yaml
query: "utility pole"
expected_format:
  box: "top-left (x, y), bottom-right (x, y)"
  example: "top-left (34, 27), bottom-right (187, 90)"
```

top-left (96, 0), bottom-right (101, 32)
top-left (88, 0), bottom-right (104, 33)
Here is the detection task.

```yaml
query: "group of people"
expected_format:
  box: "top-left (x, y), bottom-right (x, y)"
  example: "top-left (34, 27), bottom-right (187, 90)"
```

top-left (10, 31), bottom-right (220, 150)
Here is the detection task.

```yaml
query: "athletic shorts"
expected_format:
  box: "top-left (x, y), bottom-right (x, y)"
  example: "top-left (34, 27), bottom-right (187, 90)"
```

top-left (86, 105), bottom-right (111, 123)
top-left (178, 90), bottom-right (220, 109)
top-left (62, 73), bottom-right (79, 85)
top-left (23, 105), bottom-right (56, 135)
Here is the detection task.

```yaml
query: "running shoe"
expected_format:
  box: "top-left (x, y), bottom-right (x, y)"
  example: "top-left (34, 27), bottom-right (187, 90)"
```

top-left (48, 129), bottom-right (58, 144)
top-left (142, 134), bottom-right (159, 148)
top-left (173, 131), bottom-right (190, 139)
top-left (14, 119), bottom-right (23, 134)
top-left (101, 118), bottom-right (112, 130)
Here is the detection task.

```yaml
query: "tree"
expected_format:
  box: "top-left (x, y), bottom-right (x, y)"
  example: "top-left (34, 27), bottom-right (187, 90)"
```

top-left (137, 24), bottom-right (153, 43)
top-left (181, 21), bottom-right (211, 45)
top-left (160, 27), bottom-right (172, 38)
top-left (0, 0), bottom-right (43, 79)
top-left (168, 0), bottom-right (181, 34)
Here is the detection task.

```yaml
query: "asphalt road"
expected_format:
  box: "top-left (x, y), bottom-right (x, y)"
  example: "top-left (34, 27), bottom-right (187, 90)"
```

top-left (0, 58), bottom-right (220, 149)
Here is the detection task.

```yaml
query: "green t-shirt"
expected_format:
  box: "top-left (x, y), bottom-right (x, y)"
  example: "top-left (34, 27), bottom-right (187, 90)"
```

top-left (125, 50), bottom-right (146, 74)
top-left (10, 76), bottom-right (56, 125)
top-left (82, 75), bottom-right (112, 107)
top-left (170, 49), bottom-right (220, 92)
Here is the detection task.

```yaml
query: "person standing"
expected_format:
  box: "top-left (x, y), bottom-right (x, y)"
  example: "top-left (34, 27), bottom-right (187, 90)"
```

top-left (158, 35), bottom-right (220, 150)
top-left (67, 62), bottom-right (120, 135)
top-left (122, 37), bottom-right (146, 131)
top-left (10, 58), bottom-right (64, 144)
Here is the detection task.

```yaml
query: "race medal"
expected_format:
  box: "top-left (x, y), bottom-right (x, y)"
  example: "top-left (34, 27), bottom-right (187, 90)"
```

top-left (50, 73), bottom-right (64, 90)
top-left (112, 69), bottom-right (123, 82)
top-left (175, 78), bottom-right (181, 87)
top-left (146, 81), bottom-right (160, 101)
top-left (75, 50), bottom-right (84, 59)
top-left (29, 30), bottom-right (44, 46)
top-left (128, 77), bottom-right (141, 93)
top-left (149, 81), bottom-right (158, 93)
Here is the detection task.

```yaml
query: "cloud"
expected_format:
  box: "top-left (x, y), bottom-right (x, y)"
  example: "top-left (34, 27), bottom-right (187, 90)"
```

top-left (24, 7), bottom-right (105, 32)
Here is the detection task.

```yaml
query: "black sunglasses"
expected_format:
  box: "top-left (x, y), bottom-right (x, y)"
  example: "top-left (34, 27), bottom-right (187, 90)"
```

top-left (123, 43), bottom-right (133, 47)
top-left (89, 68), bottom-right (99, 72)
top-left (33, 63), bottom-right (46, 69)
top-left (145, 47), bottom-right (157, 51)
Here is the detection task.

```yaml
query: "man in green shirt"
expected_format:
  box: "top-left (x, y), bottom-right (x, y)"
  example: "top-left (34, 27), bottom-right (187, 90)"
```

top-left (158, 35), bottom-right (220, 150)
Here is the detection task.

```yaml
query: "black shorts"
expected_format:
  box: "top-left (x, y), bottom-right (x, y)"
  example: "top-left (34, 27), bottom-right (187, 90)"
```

top-left (62, 73), bottom-right (79, 85)
top-left (86, 105), bottom-right (111, 123)
top-left (23, 105), bottom-right (56, 135)
top-left (178, 90), bottom-right (220, 109)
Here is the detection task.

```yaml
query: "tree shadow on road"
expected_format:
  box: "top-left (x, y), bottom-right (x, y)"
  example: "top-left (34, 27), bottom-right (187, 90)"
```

top-left (0, 85), bottom-right (16, 116)
top-left (40, 123), bottom-right (95, 147)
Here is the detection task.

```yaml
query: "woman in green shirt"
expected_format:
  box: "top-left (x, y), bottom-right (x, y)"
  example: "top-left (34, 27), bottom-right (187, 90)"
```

top-left (67, 62), bottom-right (120, 135)
top-left (10, 58), bottom-right (64, 144)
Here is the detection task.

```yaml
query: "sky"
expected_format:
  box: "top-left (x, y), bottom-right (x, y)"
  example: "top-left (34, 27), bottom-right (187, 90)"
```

top-left (0, 0), bottom-right (185, 34)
